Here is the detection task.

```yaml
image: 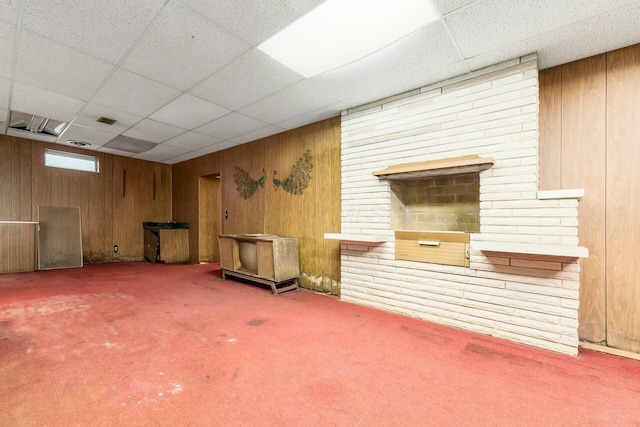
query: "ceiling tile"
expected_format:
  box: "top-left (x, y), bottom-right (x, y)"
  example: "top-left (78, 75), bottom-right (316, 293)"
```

top-left (15, 30), bottom-right (114, 101)
top-left (22, 0), bottom-right (166, 64)
top-left (92, 69), bottom-right (180, 117)
top-left (276, 102), bottom-right (345, 130)
top-left (149, 94), bottom-right (230, 129)
top-left (57, 124), bottom-right (116, 148)
top-left (177, 0), bottom-right (324, 45)
top-left (0, 21), bottom-right (16, 79)
top-left (466, 2), bottom-right (640, 71)
top-left (433, 0), bottom-right (477, 15)
top-left (11, 82), bottom-right (86, 122)
top-left (163, 131), bottom-right (221, 151)
top-left (195, 112), bottom-right (269, 140)
top-left (132, 144), bottom-right (188, 162)
top-left (196, 140), bottom-right (239, 154)
top-left (189, 49), bottom-right (303, 110)
top-left (445, 0), bottom-right (584, 58)
top-left (229, 125), bottom-right (285, 145)
top-left (240, 80), bottom-right (341, 124)
top-left (97, 146), bottom-right (135, 157)
top-left (0, 76), bottom-right (10, 106)
top-left (122, 1), bottom-right (249, 90)
top-left (163, 151), bottom-right (204, 164)
top-left (123, 119), bottom-right (186, 144)
top-left (0, 0), bottom-right (21, 24)
top-left (72, 103), bottom-right (143, 135)
top-left (310, 21), bottom-right (465, 109)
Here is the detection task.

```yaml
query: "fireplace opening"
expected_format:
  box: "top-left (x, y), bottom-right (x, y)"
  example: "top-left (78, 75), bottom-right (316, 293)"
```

top-left (390, 172), bottom-right (480, 233)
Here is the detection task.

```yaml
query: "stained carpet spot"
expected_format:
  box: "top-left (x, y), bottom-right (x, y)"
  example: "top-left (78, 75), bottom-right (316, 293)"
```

top-left (401, 325), bottom-right (452, 345)
top-left (247, 318), bottom-right (267, 326)
top-left (464, 343), bottom-right (543, 368)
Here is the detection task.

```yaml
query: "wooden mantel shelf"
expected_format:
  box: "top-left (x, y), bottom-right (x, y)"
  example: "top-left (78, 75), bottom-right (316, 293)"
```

top-left (474, 241), bottom-right (589, 258)
top-left (324, 233), bottom-right (388, 243)
top-left (373, 155), bottom-right (494, 180)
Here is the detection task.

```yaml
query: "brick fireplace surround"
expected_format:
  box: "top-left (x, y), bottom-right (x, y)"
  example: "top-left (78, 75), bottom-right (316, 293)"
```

top-left (334, 54), bottom-right (587, 356)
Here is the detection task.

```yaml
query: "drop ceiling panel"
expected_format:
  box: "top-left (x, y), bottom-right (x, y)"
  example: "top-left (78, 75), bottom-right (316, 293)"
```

top-left (163, 131), bottom-right (221, 151)
top-left (466, 2), bottom-right (640, 71)
top-left (310, 21), bottom-right (466, 109)
top-left (14, 30), bottom-right (114, 101)
top-left (445, 0), bottom-right (587, 58)
top-left (195, 112), bottom-right (269, 140)
top-left (163, 151), bottom-right (204, 165)
top-left (121, 1), bottom-right (249, 90)
top-left (92, 69), bottom-right (180, 117)
top-left (72, 103), bottom-right (143, 135)
top-left (189, 49), bottom-right (303, 111)
top-left (0, 76), bottom-right (9, 106)
top-left (433, 0), bottom-right (477, 14)
top-left (229, 125), bottom-right (285, 145)
top-left (149, 94), bottom-right (230, 129)
top-left (123, 119), bottom-right (185, 144)
top-left (276, 102), bottom-right (346, 130)
top-left (0, 0), bottom-right (21, 24)
top-left (239, 80), bottom-right (341, 124)
top-left (132, 144), bottom-right (187, 162)
top-left (196, 140), bottom-right (238, 155)
top-left (97, 146), bottom-right (135, 157)
top-left (22, 0), bottom-right (167, 64)
top-left (11, 82), bottom-right (86, 122)
top-left (178, 0), bottom-right (325, 45)
top-left (57, 124), bottom-right (116, 149)
top-left (0, 21), bottom-right (16, 79)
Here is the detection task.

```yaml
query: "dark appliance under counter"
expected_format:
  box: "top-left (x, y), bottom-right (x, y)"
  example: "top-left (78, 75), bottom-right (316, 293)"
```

top-left (143, 222), bottom-right (189, 264)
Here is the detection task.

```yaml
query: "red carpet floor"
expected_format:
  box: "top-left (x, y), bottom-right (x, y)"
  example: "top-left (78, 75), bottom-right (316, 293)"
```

top-left (1, 262), bottom-right (639, 426)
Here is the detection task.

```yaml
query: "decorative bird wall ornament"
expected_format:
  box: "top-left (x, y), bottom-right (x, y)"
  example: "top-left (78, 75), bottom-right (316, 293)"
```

top-left (233, 167), bottom-right (266, 199)
top-left (273, 150), bottom-right (313, 196)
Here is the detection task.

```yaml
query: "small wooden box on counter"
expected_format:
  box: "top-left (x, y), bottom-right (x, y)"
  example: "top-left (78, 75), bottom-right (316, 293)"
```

top-left (395, 230), bottom-right (470, 267)
top-left (143, 222), bottom-right (189, 264)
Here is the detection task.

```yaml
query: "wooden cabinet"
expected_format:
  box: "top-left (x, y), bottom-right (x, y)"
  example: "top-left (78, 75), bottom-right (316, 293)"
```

top-left (0, 221), bottom-right (38, 273)
top-left (395, 230), bottom-right (470, 267)
top-left (143, 223), bottom-right (189, 264)
top-left (219, 234), bottom-right (299, 295)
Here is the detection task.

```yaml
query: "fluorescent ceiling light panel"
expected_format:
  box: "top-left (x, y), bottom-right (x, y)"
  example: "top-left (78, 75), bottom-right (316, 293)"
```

top-left (258, 0), bottom-right (440, 78)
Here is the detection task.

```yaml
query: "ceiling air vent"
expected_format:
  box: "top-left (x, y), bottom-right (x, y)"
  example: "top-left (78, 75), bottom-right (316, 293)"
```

top-left (96, 116), bottom-right (117, 125)
top-left (7, 110), bottom-right (68, 143)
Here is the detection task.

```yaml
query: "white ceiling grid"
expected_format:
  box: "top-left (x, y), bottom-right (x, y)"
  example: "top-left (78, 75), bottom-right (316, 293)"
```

top-left (0, 0), bottom-right (639, 164)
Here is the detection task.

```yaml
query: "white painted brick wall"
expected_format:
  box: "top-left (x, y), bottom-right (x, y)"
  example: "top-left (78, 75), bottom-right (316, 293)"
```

top-left (338, 55), bottom-right (584, 356)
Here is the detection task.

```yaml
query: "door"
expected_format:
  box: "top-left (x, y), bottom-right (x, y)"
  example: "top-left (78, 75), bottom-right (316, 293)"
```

top-left (198, 174), bottom-right (221, 263)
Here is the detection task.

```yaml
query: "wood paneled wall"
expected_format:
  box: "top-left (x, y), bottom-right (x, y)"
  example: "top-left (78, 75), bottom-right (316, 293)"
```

top-left (539, 43), bottom-right (640, 353)
top-left (172, 117), bottom-right (341, 294)
top-left (0, 135), bottom-right (172, 263)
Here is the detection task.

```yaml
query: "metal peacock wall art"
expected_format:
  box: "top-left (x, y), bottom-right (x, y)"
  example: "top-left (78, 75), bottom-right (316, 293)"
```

top-left (233, 167), bottom-right (266, 199)
top-left (273, 150), bottom-right (313, 196)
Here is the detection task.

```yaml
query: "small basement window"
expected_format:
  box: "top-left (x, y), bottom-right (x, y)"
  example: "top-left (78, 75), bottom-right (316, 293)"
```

top-left (45, 149), bottom-right (99, 173)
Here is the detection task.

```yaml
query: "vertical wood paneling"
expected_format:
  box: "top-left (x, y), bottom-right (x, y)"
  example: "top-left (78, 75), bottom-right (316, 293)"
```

top-left (18, 141), bottom-right (31, 220)
top-left (172, 117), bottom-right (341, 294)
top-left (0, 136), bottom-right (171, 264)
top-left (561, 55), bottom-right (607, 343)
top-left (606, 44), bottom-right (640, 353)
top-left (221, 140), bottom-right (266, 235)
top-left (540, 44), bottom-right (640, 353)
top-left (539, 68), bottom-right (563, 191)
top-left (0, 138), bottom-right (12, 220)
